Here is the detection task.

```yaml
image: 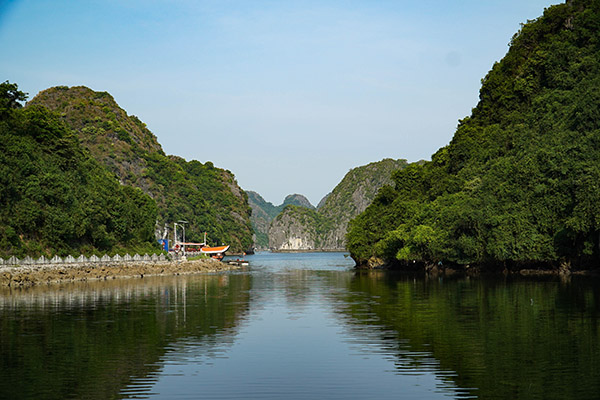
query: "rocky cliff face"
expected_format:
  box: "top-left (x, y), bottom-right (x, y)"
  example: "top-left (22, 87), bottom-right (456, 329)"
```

top-left (269, 214), bottom-right (317, 251)
top-left (269, 159), bottom-right (409, 251)
top-left (29, 86), bottom-right (253, 252)
top-left (268, 205), bottom-right (334, 251)
top-left (247, 192), bottom-right (315, 250)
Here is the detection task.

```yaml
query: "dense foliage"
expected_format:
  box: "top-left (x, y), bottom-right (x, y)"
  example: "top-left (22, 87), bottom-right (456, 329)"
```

top-left (0, 82), bottom-right (158, 258)
top-left (29, 86), bottom-right (253, 252)
top-left (347, 0), bottom-right (600, 270)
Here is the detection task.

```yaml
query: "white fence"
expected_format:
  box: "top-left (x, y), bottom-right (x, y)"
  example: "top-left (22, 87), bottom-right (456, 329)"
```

top-left (0, 253), bottom-right (167, 266)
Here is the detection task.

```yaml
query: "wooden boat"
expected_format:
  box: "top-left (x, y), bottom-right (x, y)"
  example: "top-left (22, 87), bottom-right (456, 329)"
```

top-left (172, 230), bottom-right (229, 261)
top-left (174, 242), bottom-right (229, 261)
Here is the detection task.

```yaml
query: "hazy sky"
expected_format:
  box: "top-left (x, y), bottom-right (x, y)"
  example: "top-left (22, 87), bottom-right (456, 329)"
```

top-left (1, 0), bottom-right (555, 205)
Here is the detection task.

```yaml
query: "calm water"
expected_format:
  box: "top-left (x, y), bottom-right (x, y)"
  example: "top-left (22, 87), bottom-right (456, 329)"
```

top-left (1, 252), bottom-right (599, 399)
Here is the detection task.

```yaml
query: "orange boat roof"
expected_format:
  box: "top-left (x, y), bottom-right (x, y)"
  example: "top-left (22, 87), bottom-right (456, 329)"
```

top-left (200, 245), bottom-right (230, 254)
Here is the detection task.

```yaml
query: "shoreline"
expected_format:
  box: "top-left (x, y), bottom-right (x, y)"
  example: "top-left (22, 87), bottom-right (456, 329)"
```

top-left (0, 259), bottom-right (239, 287)
top-left (269, 249), bottom-right (346, 253)
top-left (355, 260), bottom-right (600, 277)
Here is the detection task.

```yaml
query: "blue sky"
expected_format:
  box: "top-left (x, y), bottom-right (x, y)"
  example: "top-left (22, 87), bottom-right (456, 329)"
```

top-left (1, 0), bottom-right (556, 205)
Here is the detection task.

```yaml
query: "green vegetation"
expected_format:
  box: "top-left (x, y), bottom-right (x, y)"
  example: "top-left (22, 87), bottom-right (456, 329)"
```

top-left (29, 86), bottom-right (253, 253)
top-left (254, 231), bottom-right (270, 249)
top-left (0, 82), bottom-right (158, 258)
top-left (247, 191), bottom-right (284, 221)
top-left (347, 1), bottom-right (600, 270)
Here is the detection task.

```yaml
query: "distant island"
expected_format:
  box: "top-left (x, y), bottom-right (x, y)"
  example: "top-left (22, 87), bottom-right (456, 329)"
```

top-left (264, 159), bottom-right (410, 252)
top-left (247, 158), bottom-right (418, 252)
top-left (247, 192), bottom-right (315, 250)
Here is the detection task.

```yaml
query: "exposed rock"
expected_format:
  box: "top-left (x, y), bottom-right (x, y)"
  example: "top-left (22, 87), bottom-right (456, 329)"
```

top-left (268, 207), bottom-right (318, 251)
top-left (367, 257), bottom-right (385, 269)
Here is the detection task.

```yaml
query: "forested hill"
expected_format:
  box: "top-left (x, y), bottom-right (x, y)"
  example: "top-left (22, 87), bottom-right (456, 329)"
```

top-left (347, 0), bottom-right (600, 271)
top-left (0, 82), bottom-right (158, 257)
top-left (29, 86), bottom-right (252, 253)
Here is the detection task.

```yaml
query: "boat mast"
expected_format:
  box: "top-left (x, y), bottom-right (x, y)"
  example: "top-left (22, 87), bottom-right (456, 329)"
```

top-left (173, 222), bottom-right (178, 250)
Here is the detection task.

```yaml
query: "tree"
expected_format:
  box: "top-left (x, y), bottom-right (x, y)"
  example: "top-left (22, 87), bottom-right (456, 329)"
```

top-left (0, 81), bottom-right (27, 119)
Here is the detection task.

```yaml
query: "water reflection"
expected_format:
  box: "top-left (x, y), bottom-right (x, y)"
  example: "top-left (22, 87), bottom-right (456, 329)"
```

top-left (327, 271), bottom-right (600, 400)
top-left (0, 274), bottom-right (252, 400)
top-left (2, 253), bottom-right (600, 399)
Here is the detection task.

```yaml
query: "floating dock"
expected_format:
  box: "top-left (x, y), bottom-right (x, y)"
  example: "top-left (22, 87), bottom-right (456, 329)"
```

top-left (227, 260), bottom-right (249, 266)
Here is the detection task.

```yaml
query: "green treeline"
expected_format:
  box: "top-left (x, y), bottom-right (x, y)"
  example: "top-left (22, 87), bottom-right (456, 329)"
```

top-left (0, 82), bottom-right (158, 257)
top-left (347, 0), bottom-right (600, 270)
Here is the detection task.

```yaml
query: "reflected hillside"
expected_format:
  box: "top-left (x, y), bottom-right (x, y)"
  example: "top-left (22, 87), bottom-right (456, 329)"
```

top-left (0, 274), bottom-right (252, 400)
top-left (328, 272), bottom-right (600, 400)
